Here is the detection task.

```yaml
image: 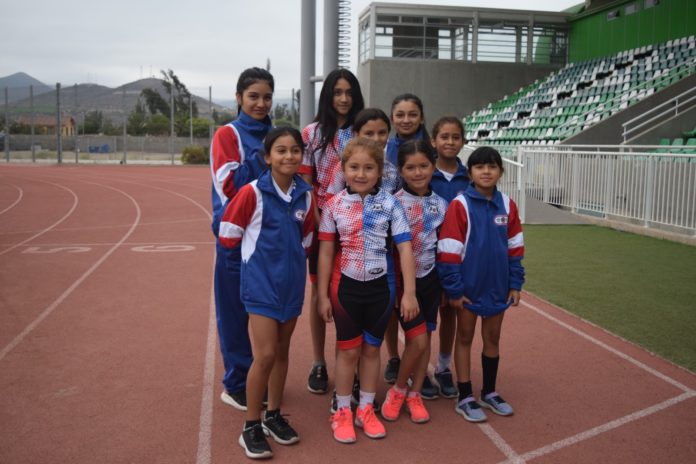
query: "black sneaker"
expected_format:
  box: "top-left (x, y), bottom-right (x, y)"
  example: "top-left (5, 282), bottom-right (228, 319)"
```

top-left (384, 357), bottom-right (400, 384)
top-left (330, 390), bottom-right (338, 414)
top-left (238, 423), bottom-right (273, 459)
top-left (350, 378), bottom-right (381, 412)
top-left (307, 364), bottom-right (328, 394)
top-left (263, 410), bottom-right (300, 445)
top-left (221, 389), bottom-right (247, 411)
top-left (434, 368), bottom-right (458, 398)
top-left (421, 376), bottom-right (440, 400)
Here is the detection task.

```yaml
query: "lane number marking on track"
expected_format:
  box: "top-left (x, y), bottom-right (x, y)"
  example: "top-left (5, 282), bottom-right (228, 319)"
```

top-left (131, 245), bottom-right (196, 252)
top-left (23, 246), bottom-right (92, 254)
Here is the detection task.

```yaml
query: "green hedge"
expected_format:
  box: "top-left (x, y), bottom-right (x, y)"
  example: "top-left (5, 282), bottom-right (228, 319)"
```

top-left (181, 145), bottom-right (209, 165)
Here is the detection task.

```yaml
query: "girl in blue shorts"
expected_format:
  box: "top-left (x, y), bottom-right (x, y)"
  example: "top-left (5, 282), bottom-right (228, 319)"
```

top-left (317, 137), bottom-right (419, 444)
top-left (381, 140), bottom-right (448, 424)
top-left (219, 127), bottom-right (315, 459)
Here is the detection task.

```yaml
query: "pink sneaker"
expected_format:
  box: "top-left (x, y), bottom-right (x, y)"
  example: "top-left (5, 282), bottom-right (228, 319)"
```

top-left (381, 387), bottom-right (406, 421)
top-left (355, 404), bottom-right (386, 439)
top-left (406, 393), bottom-right (430, 423)
top-left (331, 407), bottom-right (356, 444)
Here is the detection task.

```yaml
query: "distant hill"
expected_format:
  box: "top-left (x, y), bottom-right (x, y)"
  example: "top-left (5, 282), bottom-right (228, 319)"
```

top-left (0, 72), bottom-right (52, 103)
top-left (6, 76), bottom-right (235, 122)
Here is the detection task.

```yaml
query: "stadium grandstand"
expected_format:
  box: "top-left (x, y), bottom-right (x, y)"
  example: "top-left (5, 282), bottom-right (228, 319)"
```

top-left (358, 0), bottom-right (695, 240)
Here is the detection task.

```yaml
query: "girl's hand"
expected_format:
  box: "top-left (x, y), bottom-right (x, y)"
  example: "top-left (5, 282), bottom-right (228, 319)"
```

top-left (400, 292), bottom-right (420, 322)
top-left (448, 295), bottom-right (472, 311)
top-left (318, 296), bottom-right (334, 323)
top-left (507, 289), bottom-right (521, 307)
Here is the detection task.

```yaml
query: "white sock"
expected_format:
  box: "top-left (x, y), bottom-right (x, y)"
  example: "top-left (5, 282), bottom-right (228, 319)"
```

top-left (436, 353), bottom-right (452, 373)
top-left (359, 390), bottom-right (375, 409)
top-left (393, 385), bottom-right (407, 395)
top-left (336, 394), bottom-right (352, 410)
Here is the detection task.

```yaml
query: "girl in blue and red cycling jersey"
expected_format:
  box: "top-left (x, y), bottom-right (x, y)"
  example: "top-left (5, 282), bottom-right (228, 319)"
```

top-left (210, 67), bottom-right (274, 411)
top-left (219, 127), bottom-right (315, 459)
top-left (317, 137), bottom-right (419, 444)
top-left (429, 116), bottom-right (469, 400)
top-left (380, 140), bottom-right (448, 425)
top-left (437, 146), bottom-right (524, 423)
top-left (300, 69), bottom-right (365, 395)
top-left (383, 94), bottom-right (436, 392)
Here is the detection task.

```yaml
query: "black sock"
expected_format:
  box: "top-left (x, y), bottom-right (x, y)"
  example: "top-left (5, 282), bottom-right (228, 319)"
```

top-left (264, 409), bottom-right (280, 420)
top-left (481, 354), bottom-right (500, 396)
top-left (457, 381), bottom-right (473, 401)
top-left (244, 419), bottom-right (261, 430)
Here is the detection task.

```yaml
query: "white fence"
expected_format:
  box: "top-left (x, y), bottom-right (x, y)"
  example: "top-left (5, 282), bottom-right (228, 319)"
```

top-left (518, 145), bottom-right (696, 234)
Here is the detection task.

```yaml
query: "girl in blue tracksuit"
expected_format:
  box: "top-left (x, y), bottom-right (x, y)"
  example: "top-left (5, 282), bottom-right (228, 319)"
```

top-left (428, 116), bottom-right (469, 400)
top-left (219, 127), bottom-right (315, 459)
top-left (210, 67), bottom-right (274, 411)
top-left (383, 94), bottom-right (436, 387)
top-left (437, 146), bottom-right (524, 424)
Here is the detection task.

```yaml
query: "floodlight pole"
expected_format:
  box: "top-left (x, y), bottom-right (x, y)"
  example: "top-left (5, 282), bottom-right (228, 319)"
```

top-left (300, 0), bottom-right (316, 128)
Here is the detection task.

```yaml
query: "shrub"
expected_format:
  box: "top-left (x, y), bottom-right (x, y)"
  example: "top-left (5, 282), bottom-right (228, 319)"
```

top-left (181, 145), bottom-right (209, 164)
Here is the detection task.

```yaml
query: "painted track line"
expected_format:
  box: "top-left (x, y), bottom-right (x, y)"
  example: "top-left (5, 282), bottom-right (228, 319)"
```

top-left (507, 390), bottom-right (696, 463)
top-left (0, 183), bottom-right (23, 215)
top-left (196, 262), bottom-right (218, 464)
top-left (0, 180), bottom-right (78, 256)
top-left (521, 299), bottom-right (694, 393)
top-left (0, 182), bottom-right (141, 362)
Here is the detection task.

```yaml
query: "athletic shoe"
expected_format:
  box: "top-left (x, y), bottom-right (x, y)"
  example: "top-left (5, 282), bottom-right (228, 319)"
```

top-left (355, 404), bottom-right (386, 439)
top-left (384, 357), bottom-right (400, 384)
top-left (421, 376), bottom-right (439, 400)
top-left (331, 407), bottom-right (356, 444)
top-left (262, 410), bottom-right (300, 445)
top-left (479, 392), bottom-right (514, 416)
top-left (239, 423), bottom-right (273, 459)
top-left (307, 364), bottom-right (328, 394)
top-left (221, 389), bottom-right (247, 411)
top-left (455, 396), bottom-right (487, 423)
top-left (380, 387), bottom-right (406, 421)
top-left (405, 393), bottom-right (430, 423)
top-left (434, 368), bottom-right (458, 398)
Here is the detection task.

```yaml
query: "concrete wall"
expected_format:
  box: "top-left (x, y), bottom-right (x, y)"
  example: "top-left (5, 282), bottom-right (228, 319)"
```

top-left (357, 59), bottom-right (562, 131)
top-left (562, 73), bottom-right (696, 145)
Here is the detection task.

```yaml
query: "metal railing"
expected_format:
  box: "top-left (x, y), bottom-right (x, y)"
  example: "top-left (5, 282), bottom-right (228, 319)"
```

top-left (622, 85), bottom-right (696, 142)
top-left (518, 145), bottom-right (696, 234)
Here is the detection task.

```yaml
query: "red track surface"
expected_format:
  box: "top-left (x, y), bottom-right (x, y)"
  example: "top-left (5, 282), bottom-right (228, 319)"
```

top-left (1, 164), bottom-right (695, 464)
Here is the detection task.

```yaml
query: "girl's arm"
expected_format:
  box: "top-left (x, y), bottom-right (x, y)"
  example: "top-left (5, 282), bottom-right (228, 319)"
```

top-left (394, 241), bottom-right (419, 321)
top-left (316, 240), bottom-right (336, 322)
top-left (218, 185), bottom-right (257, 249)
top-left (507, 199), bottom-right (525, 306)
top-left (436, 199), bottom-right (469, 304)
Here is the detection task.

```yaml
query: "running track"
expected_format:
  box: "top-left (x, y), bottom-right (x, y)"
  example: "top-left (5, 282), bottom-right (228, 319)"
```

top-left (1, 164), bottom-right (695, 464)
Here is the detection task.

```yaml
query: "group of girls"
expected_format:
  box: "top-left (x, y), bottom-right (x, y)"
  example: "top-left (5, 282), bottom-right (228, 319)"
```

top-left (210, 67), bottom-right (525, 459)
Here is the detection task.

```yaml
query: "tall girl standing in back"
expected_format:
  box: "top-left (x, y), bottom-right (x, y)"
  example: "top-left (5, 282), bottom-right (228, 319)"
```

top-left (210, 67), bottom-right (274, 411)
top-left (383, 94), bottom-right (436, 396)
top-left (380, 140), bottom-right (448, 424)
top-left (429, 116), bottom-right (469, 400)
top-left (219, 127), bottom-right (315, 458)
top-left (318, 138), bottom-right (419, 443)
top-left (300, 69), bottom-right (365, 395)
top-left (437, 146), bottom-right (524, 423)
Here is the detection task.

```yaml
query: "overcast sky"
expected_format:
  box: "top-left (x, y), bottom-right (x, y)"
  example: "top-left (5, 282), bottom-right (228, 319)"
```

top-left (2, 0), bottom-right (580, 101)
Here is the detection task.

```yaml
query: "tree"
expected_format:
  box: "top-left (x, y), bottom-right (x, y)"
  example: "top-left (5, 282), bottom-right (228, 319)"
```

top-left (274, 103), bottom-right (289, 121)
top-left (191, 117), bottom-right (210, 138)
top-left (141, 88), bottom-right (170, 116)
top-left (213, 109), bottom-right (235, 126)
top-left (127, 100), bottom-right (147, 136)
top-left (82, 110), bottom-right (103, 134)
top-left (145, 114), bottom-right (170, 136)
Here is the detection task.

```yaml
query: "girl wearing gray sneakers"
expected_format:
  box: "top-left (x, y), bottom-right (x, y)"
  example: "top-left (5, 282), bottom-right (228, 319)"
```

top-left (436, 146), bottom-right (525, 422)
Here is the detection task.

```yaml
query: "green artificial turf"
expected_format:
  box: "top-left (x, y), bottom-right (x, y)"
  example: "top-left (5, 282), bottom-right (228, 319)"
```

top-left (522, 225), bottom-right (696, 373)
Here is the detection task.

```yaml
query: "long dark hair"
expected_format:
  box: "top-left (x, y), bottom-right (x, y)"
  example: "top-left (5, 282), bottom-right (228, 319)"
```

top-left (236, 67), bottom-right (274, 115)
top-left (313, 69), bottom-right (365, 153)
top-left (390, 93), bottom-right (434, 155)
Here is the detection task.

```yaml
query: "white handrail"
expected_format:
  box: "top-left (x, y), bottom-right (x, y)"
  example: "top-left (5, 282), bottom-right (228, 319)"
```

top-left (622, 86), bottom-right (696, 142)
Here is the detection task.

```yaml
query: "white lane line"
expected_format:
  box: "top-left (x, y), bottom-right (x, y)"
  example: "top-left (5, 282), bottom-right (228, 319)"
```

top-left (0, 180), bottom-right (78, 256)
top-left (521, 299), bottom-right (694, 393)
top-left (196, 262), bottom-right (218, 464)
top-left (513, 391), bottom-right (696, 463)
top-left (0, 184), bottom-right (23, 215)
top-left (0, 182), bottom-right (141, 362)
top-left (479, 423), bottom-right (526, 464)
